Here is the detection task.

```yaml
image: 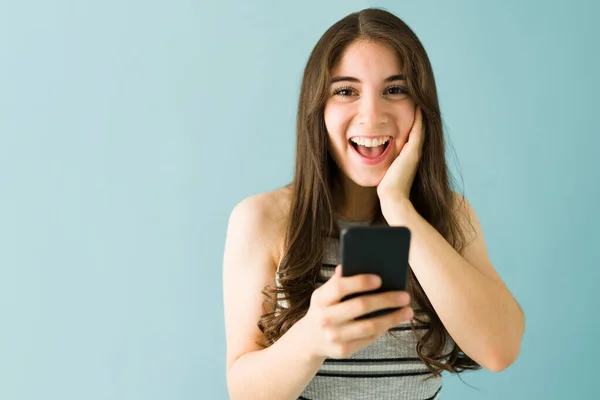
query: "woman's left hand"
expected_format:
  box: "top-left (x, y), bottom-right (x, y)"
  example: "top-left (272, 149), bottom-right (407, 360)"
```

top-left (376, 105), bottom-right (424, 213)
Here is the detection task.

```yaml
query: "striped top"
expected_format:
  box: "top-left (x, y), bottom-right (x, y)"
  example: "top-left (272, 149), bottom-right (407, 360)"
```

top-left (275, 220), bottom-right (454, 400)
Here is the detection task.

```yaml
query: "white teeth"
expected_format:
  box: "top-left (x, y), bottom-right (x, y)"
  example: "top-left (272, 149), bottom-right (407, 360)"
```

top-left (350, 137), bottom-right (390, 147)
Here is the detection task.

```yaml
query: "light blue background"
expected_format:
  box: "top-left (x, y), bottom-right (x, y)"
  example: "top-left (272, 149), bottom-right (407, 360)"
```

top-left (1, 0), bottom-right (598, 399)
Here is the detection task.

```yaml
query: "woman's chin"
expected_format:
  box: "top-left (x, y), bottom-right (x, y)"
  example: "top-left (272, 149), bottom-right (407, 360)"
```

top-left (345, 170), bottom-right (386, 188)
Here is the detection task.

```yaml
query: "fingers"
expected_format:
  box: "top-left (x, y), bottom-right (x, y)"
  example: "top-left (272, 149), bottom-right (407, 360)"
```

top-left (326, 307), bottom-right (415, 344)
top-left (412, 105), bottom-right (423, 132)
top-left (402, 105), bottom-right (423, 161)
top-left (325, 290), bottom-right (411, 325)
top-left (327, 334), bottom-right (380, 359)
top-left (414, 106), bottom-right (424, 154)
top-left (312, 266), bottom-right (381, 307)
top-left (409, 106), bottom-right (423, 143)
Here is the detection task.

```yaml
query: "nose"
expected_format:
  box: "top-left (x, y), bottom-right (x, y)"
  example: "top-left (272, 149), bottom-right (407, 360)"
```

top-left (356, 92), bottom-right (388, 126)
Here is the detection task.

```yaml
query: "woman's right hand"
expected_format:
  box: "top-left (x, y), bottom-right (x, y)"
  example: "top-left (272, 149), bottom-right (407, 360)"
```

top-left (300, 265), bottom-right (414, 359)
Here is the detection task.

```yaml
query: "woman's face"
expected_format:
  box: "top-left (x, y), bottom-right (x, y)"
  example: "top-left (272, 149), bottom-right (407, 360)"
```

top-left (324, 40), bottom-right (416, 188)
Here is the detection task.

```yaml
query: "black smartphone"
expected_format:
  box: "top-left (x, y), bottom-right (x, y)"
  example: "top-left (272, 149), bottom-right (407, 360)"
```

top-left (340, 225), bottom-right (411, 320)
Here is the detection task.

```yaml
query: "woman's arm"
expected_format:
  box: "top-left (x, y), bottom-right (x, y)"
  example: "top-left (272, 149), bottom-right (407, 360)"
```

top-left (223, 194), bottom-right (325, 400)
top-left (226, 318), bottom-right (325, 400)
top-left (385, 194), bottom-right (525, 372)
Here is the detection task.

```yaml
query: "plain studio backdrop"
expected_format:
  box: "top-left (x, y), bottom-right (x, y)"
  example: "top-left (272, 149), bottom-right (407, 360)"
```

top-left (1, 0), bottom-right (598, 399)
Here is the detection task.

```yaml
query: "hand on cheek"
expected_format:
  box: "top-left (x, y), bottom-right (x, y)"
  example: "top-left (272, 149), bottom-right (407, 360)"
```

top-left (376, 105), bottom-right (424, 210)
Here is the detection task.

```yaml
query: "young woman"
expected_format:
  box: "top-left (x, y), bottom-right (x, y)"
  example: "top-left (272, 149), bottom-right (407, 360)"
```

top-left (223, 8), bottom-right (524, 400)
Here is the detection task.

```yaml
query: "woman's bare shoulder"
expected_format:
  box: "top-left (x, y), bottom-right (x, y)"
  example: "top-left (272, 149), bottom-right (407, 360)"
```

top-left (232, 185), bottom-right (291, 227)
top-left (228, 185), bottom-right (292, 263)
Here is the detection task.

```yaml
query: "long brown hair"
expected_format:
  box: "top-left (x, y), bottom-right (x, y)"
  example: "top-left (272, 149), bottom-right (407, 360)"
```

top-left (257, 7), bottom-right (480, 376)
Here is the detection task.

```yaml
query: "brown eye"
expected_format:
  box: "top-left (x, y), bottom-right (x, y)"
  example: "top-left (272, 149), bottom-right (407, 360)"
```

top-left (385, 85), bottom-right (408, 95)
top-left (332, 86), bottom-right (357, 97)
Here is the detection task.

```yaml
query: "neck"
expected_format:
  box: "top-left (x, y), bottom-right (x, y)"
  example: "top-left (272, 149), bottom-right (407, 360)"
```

top-left (333, 174), bottom-right (379, 222)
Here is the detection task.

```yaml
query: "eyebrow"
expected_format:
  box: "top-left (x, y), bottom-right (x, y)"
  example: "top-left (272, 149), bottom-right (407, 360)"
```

top-left (330, 74), bottom-right (406, 84)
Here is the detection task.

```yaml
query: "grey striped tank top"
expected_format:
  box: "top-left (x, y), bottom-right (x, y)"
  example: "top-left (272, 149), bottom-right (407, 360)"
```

top-left (275, 220), bottom-right (454, 400)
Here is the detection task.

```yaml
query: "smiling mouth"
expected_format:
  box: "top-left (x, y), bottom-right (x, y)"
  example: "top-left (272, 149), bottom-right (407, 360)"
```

top-left (349, 136), bottom-right (391, 159)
